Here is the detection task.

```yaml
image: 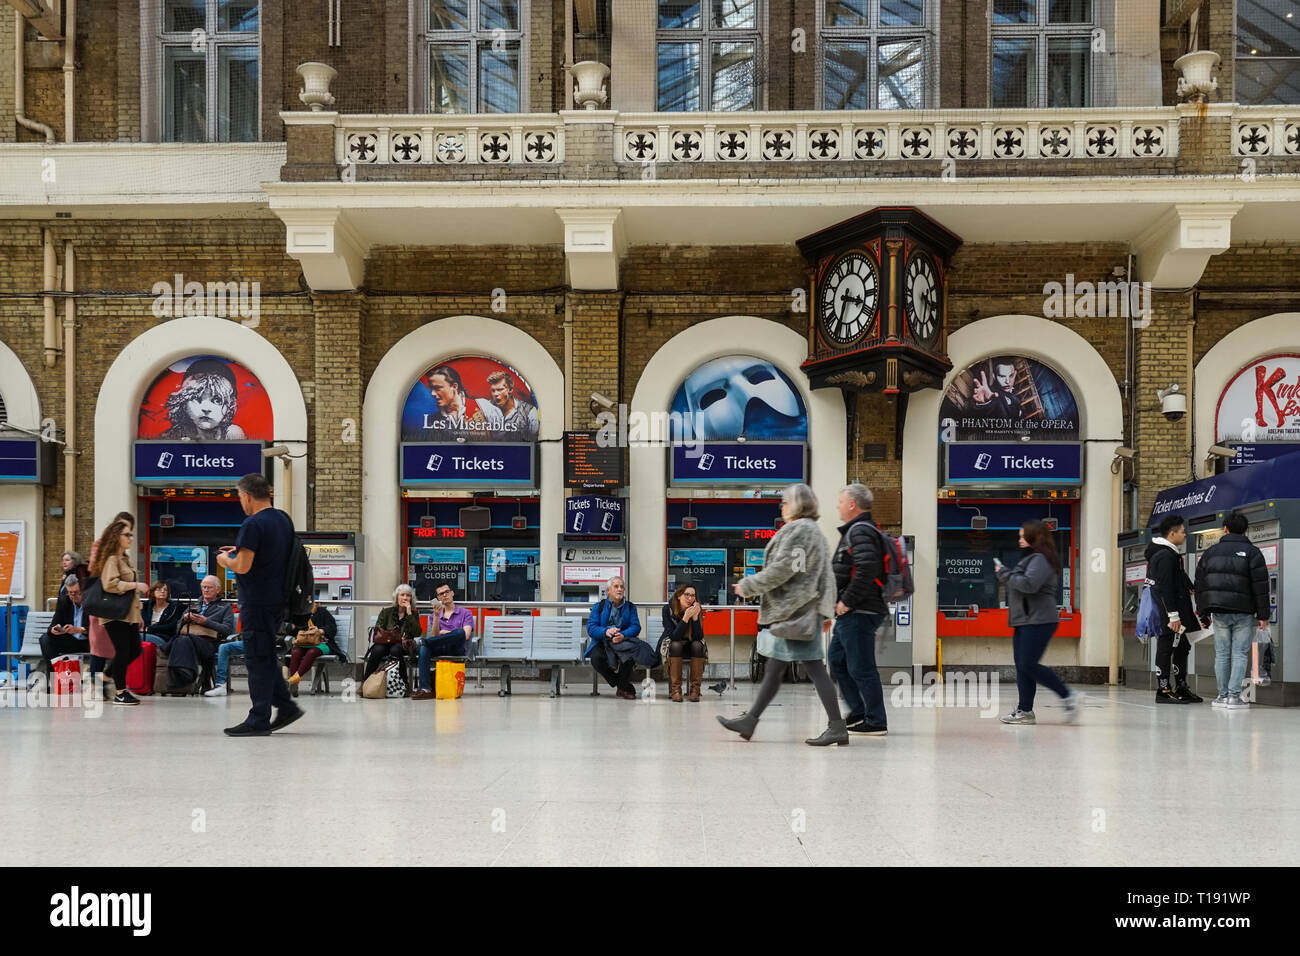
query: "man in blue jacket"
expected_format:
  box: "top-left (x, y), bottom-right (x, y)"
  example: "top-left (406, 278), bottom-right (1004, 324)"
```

top-left (586, 577), bottom-right (643, 700)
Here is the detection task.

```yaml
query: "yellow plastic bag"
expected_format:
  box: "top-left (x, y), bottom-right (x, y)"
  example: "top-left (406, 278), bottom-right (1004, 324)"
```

top-left (435, 660), bottom-right (466, 699)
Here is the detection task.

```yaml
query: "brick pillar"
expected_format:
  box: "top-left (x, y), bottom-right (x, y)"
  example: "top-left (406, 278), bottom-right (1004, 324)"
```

top-left (312, 292), bottom-right (363, 530)
top-left (570, 292), bottom-right (622, 428)
top-left (1133, 293), bottom-right (1195, 521)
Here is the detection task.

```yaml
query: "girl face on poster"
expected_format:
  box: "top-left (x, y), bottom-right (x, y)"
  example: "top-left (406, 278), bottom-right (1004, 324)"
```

top-left (164, 362), bottom-right (246, 440)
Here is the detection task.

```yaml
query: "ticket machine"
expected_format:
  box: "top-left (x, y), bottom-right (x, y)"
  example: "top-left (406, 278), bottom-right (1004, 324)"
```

top-left (300, 531), bottom-right (361, 662)
top-left (875, 534), bottom-right (915, 680)
top-left (1143, 450), bottom-right (1300, 705)
top-left (558, 533), bottom-right (627, 616)
top-left (1116, 528), bottom-right (1156, 690)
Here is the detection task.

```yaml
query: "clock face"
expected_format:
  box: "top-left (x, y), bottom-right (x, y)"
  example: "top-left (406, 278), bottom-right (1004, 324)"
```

top-left (819, 251), bottom-right (878, 346)
top-left (906, 252), bottom-right (940, 346)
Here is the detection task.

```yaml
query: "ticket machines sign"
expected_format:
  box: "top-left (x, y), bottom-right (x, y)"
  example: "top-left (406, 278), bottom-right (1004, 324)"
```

top-left (400, 443), bottom-right (535, 487)
top-left (565, 495), bottom-right (623, 535)
top-left (669, 442), bottom-right (806, 486)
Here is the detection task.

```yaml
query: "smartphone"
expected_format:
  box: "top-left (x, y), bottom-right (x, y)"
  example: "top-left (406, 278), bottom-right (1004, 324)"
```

top-left (600, 512), bottom-right (614, 531)
top-left (572, 511), bottom-right (585, 532)
top-left (156, 451), bottom-right (174, 469)
top-left (974, 453), bottom-right (992, 470)
top-left (431, 454), bottom-right (444, 471)
top-left (698, 453), bottom-right (715, 471)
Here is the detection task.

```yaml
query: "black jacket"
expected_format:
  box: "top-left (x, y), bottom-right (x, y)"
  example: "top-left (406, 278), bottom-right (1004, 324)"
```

top-left (1193, 533), bottom-right (1270, 623)
top-left (141, 599), bottom-right (184, 639)
top-left (46, 592), bottom-right (89, 643)
top-left (288, 605), bottom-right (346, 660)
top-left (661, 604), bottom-right (705, 648)
top-left (833, 514), bottom-right (886, 615)
top-left (1144, 539), bottom-right (1197, 631)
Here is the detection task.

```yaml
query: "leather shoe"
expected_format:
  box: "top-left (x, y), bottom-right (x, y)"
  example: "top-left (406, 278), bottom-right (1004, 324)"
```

top-left (269, 706), bottom-right (305, 732)
top-left (224, 722), bottom-right (271, 737)
top-left (411, 689), bottom-right (435, 700)
top-left (615, 688), bottom-right (636, 700)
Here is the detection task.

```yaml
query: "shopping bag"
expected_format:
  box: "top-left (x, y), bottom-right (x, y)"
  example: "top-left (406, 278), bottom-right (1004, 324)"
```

top-left (51, 655), bottom-right (81, 699)
top-left (435, 660), bottom-right (466, 700)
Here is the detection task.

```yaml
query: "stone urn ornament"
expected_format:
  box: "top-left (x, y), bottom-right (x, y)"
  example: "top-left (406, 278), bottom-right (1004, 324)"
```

top-left (572, 61), bottom-right (610, 110)
top-left (298, 62), bottom-right (338, 111)
top-left (1175, 50), bottom-right (1220, 103)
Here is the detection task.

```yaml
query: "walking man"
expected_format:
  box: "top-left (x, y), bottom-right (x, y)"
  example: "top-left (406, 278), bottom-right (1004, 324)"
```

top-left (1146, 514), bottom-right (1201, 704)
top-left (828, 483), bottom-right (889, 736)
top-left (216, 473), bottom-right (302, 736)
top-left (1194, 511), bottom-right (1271, 710)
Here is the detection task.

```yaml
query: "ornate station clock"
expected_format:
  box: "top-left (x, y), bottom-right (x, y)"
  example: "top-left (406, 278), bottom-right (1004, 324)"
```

top-left (798, 207), bottom-right (962, 395)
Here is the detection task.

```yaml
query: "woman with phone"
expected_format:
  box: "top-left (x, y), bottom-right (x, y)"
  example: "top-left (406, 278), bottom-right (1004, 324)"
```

top-left (662, 584), bottom-right (707, 702)
top-left (994, 521), bottom-right (1079, 725)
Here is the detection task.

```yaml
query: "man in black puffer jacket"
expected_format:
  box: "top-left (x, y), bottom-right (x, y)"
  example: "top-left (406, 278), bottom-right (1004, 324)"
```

top-left (829, 483), bottom-right (888, 735)
top-left (1145, 514), bottom-right (1200, 704)
top-left (1194, 511), bottom-right (1270, 709)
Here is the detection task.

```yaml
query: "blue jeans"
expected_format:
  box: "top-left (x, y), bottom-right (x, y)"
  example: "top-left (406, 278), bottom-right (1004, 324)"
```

top-left (1012, 622), bottom-right (1068, 712)
top-left (215, 640), bottom-right (245, 685)
top-left (144, 633), bottom-right (173, 653)
top-left (828, 612), bottom-right (887, 728)
top-left (1212, 612), bottom-right (1254, 698)
top-left (417, 628), bottom-right (468, 691)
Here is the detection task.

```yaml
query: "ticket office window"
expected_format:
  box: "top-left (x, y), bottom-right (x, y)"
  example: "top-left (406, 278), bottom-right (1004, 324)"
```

top-left (665, 499), bottom-right (782, 605)
top-left (404, 499), bottom-right (540, 604)
top-left (936, 501), bottom-right (1076, 615)
top-left (144, 497), bottom-right (246, 601)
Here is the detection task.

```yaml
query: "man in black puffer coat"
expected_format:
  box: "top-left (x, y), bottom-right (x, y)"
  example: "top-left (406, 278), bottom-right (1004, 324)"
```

top-left (829, 483), bottom-right (889, 735)
top-left (1194, 511), bottom-right (1270, 708)
top-left (1145, 514), bottom-right (1200, 704)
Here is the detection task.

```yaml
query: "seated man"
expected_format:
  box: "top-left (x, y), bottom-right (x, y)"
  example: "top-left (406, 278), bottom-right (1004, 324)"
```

top-left (412, 583), bottom-right (475, 701)
top-left (39, 574), bottom-right (89, 674)
top-left (179, 575), bottom-right (236, 641)
top-left (584, 577), bottom-right (649, 700)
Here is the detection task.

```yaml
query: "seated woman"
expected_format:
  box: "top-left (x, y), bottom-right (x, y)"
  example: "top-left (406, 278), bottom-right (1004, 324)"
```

top-left (663, 584), bottom-right (708, 702)
top-left (286, 601), bottom-right (343, 697)
top-left (361, 584), bottom-right (422, 688)
top-left (140, 581), bottom-right (183, 651)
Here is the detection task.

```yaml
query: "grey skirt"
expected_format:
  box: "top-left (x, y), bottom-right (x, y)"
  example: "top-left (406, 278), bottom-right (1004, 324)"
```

top-left (756, 624), bottom-right (827, 663)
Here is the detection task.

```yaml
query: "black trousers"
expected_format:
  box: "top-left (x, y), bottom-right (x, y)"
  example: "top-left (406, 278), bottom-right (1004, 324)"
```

top-left (242, 605), bottom-right (293, 731)
top-left (668, 640), bottom-right (707, 660)
top-left (104, 620), bottom-right (141, 691)
top-left (589, 642), bottom-right (636, 693)
top-left (38, 632), bottom-right (88, 668)
top-left (363, 642), bottom-right (407, 680)
top-left (1155, 627), bottom-right (1191, 690)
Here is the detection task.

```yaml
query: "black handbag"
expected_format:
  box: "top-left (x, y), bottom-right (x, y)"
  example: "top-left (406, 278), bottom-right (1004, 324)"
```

top-left (81, 575), bottom-right (135, 620)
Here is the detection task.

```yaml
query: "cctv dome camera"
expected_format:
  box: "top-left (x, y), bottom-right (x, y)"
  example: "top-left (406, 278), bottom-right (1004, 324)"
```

top-left (1157, 384), bottom-right (1186, 423)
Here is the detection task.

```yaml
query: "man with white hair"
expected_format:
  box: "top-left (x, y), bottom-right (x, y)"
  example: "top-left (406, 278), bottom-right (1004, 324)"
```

top-left (829, 483), bottom-right (890, 736)
top-left (584, 577), bottom-right (645, 700)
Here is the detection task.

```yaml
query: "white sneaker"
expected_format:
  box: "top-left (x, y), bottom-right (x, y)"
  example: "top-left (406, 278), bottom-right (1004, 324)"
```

top-left (203, 683), bottom-right (228, 697)
top-left (1211, 695), bottom-right (1229, 708)
top-left (1062, 691), bottom-right (1081, 723)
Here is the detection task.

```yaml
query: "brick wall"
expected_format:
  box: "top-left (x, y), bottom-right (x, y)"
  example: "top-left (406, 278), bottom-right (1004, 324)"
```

top-left (1133, 294), bottom-right (1195, 520)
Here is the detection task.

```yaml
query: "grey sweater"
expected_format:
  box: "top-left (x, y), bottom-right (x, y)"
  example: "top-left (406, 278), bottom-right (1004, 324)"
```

top-left (996, 550), bottom-right (1061, 626)
top-left (736, 518), bottom-right (837, 624)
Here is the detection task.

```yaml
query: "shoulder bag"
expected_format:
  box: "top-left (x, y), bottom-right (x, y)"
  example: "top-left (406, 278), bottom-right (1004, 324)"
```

top-left (81, 576), bottom-right (135, 621)
top-left (768, 599), bottom-right (821, 641)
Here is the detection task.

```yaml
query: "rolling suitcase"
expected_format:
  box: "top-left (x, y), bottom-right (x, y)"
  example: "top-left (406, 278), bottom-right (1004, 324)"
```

top-left (127, 640), bottom-right (157, 695)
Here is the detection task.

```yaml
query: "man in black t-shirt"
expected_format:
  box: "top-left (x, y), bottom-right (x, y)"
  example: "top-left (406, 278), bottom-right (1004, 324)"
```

top-left (216, 472), bottom-right (302, 736)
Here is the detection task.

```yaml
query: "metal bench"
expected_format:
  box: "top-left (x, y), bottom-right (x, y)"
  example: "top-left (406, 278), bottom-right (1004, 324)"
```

top-left (0, 612), bottom-right (58, 672)
top-left (480, 616), bottom-right (588, 697)
top-left (282, 613), bottom-right (353, 695)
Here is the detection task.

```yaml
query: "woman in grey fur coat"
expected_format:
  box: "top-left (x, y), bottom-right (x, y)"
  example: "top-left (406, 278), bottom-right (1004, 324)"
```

top-left (717, 483), bottom-right (847, 746)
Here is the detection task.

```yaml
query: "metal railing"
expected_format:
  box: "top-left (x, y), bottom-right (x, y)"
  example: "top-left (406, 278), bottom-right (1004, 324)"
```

top-left (309, 597), bottom-right (752, 692)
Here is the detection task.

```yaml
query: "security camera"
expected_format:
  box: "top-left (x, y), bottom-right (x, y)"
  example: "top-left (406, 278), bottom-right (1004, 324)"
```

top-left (1208, 444), bottom-right (1236, 459)
top-left (589, 392), bottom-right (615, 418)
top-left (1113, 446), bottom-right (1136, 460)
top-left (1157, 384), bottom-right (1186, 422)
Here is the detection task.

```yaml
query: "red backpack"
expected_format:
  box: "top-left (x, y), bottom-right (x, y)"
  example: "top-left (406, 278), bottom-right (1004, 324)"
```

top-left (871, 526), bottom-right (914, 602)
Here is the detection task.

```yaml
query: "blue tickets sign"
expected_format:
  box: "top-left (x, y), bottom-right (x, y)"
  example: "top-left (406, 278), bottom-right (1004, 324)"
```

top-left (0, 438), bottom-right (43, 482)
top-left (669, 442), bottom-right (806, 485)
top-left (133, 440), bottom-right (265, 484)
top-left (945, 443), bottom-right (1083, 486)
top-left (400, 443), bottom-right (535, 487)
top-left (565, 495), bottom-right (623, 535)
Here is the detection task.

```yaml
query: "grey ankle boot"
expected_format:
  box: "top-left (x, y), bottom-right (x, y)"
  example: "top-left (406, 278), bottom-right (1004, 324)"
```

top-left (805, 719), bottom-right (849, 747)
top-left (717, 712), bottom-right (758, 740)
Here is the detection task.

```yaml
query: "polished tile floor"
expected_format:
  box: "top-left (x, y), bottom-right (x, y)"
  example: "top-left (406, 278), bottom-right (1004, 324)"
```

top-left (2, 678), bottom-right (1296, 866)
